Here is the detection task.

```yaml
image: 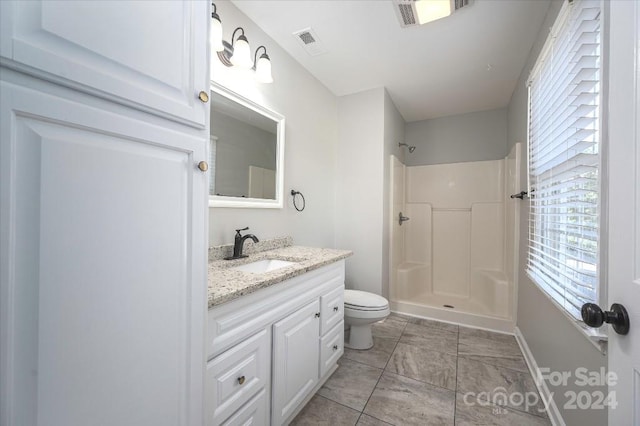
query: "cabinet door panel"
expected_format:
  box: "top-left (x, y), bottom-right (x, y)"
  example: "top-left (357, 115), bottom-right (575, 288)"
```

top-left (272, 300), bottom-right (320, 425)
top-left (0, 0), bottom-right (208, 127)
top-left (0, 82), bottom-right (207, 426)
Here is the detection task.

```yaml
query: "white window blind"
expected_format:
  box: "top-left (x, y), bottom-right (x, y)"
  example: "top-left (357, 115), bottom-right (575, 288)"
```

top-left (527, 0), bottom-right (601, 320)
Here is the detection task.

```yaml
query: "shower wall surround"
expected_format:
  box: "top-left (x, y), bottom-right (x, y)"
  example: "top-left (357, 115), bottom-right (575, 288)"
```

top-left (391, 144), bottom-right (521, 331)
top-left (405, 160), bottom-right (505, 296)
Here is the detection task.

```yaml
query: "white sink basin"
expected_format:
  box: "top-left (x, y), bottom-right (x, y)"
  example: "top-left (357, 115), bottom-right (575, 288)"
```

top-left (231, 259), bottom-right (297, 274)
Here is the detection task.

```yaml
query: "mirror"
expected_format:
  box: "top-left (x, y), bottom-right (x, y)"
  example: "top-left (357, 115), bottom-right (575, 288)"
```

top-left (209, 82), bottom-right (285, 208)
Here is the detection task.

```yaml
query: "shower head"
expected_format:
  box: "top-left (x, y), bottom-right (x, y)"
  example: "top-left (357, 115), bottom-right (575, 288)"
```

top-left (399, 142), bottom-right (416, 153)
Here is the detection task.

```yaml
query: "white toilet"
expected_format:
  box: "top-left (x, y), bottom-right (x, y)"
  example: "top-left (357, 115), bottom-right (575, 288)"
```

top-left (344, 289), bottom-right (390, 350)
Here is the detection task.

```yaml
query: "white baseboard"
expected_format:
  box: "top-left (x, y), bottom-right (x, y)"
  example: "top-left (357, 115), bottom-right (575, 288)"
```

top-left (515, 327), bottom-right (565, 426)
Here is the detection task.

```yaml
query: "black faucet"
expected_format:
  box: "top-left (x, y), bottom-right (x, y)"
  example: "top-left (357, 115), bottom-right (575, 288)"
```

top-left (224, 227), bottom-right (259, 260)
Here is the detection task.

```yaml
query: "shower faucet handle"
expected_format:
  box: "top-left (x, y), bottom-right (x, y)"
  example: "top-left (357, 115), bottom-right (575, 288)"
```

top-left (399, 213), bottom-right (410, 225)
top-left (510, 191), bottom-right (528, 199)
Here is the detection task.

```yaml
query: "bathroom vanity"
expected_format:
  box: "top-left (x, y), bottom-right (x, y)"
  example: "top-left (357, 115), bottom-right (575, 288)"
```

top-left (206, 239), bottom-right (351, 425)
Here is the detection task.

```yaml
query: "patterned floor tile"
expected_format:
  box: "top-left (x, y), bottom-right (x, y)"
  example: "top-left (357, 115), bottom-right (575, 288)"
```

top-left (399, 322), bottom-right (458, 355)
top-left (318, 358), bottom-right (383, 411)
top-left (387, 342), bottom-right (457, 390)
top-left (363, 372), bottom-right (455, 425)
top-left (456, 357), bottom-right (547, 417)
top-left (454, 393), bottom-right (551, 425)
top-left (458, 332), bottom-right (528, 373)
top-left (344, 336), bottom-right (399, 369)
top-left (291, 395), bottom-right (360, 426)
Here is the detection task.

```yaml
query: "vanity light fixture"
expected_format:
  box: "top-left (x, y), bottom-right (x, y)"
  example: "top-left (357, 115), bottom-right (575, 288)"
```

top-left (217, 27), bottom-right (253, 69)
top-left (229, 28), bottom-right (253, 69)
top-left (211, 4), bottom-right (273, 82)
top-left (210, 3), bottom-right (224, 52)
top-left (253, 46), bottom-right (273, 84)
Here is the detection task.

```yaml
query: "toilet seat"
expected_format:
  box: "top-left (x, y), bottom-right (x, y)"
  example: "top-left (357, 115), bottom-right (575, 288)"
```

top-left (344, 289), bottom-right (389, 311)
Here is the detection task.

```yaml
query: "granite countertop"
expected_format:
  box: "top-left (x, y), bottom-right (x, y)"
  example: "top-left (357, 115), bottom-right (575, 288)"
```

top-left (208, 238), bottom-right (352, 308)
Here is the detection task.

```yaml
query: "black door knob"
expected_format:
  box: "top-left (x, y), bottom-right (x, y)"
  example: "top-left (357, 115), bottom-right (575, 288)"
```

top-left (581, 303), bottom-right (630, 335)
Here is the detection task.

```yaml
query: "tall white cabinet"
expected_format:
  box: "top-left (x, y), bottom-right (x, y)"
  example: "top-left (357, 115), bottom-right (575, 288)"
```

top-left (0, 2), bottom-right (210, 426)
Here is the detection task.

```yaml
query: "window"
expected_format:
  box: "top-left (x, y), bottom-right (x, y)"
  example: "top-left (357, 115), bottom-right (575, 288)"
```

top-left (527, 0), bottom-right (602, 320)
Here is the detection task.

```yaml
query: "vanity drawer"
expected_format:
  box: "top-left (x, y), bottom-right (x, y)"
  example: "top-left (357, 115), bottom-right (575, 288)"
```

top-left (221, 389), bottom-right (267, 426)
top-left (320, 285), bottom-right (343, 335)
top-left (207, 329), bottom-right (270, 426)
top-left (319, 320), bottom-right (344, 378)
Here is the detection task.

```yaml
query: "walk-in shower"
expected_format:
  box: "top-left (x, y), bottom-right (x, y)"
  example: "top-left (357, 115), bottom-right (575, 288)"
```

top-left (389, 144), bottom-right (522, 331)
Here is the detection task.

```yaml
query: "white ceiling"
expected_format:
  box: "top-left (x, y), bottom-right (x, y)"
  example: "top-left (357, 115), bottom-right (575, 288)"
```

top-left (232, 0), bottom-right (551, 122)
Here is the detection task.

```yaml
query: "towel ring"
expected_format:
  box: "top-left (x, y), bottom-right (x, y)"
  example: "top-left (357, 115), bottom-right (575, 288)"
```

top-left (291, 190), bottom-right (306, 212)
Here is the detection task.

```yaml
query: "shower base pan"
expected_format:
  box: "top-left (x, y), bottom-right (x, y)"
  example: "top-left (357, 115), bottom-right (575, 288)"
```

top-left (391, 294), bottom-right (515, 333)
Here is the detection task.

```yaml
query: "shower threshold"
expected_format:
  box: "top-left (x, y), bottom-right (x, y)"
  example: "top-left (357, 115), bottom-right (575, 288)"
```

top-left (391, 294), bottom-right (515, 333)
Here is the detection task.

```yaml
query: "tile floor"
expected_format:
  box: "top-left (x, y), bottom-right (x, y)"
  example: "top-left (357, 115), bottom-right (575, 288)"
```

top-left (291, 314), bottom-right (550, 426)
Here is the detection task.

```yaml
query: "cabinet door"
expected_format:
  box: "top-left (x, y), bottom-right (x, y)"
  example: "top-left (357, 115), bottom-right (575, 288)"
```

top-left (272, 300), bottom-right (320, 425)
top-left (0, 0), bottom-right (208, 127)
top-left (0, 81), bottom-right (208, 426)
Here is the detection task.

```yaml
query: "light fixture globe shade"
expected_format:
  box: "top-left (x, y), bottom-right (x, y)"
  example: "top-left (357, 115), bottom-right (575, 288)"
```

top-left (210, 15), bottom-right (224, 52)
top-left (230, 35), bottom-right (253, 69)
top-left (255, 54), bottom-right (273, 83)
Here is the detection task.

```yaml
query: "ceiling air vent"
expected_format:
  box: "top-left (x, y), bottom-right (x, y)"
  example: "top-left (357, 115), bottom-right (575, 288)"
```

top-left (393, 0), bottom-right (472, 28)
top-left (292, 27), bottom-right (328, 57)
top-left (397, 2), bottom-right (417, 26)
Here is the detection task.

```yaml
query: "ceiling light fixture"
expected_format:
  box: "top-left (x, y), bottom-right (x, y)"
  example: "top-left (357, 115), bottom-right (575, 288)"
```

top-left (393, 0), bottom-right (470, 27)
top-left (253, 46), bottom-right (273, 84)
top-left (415, 0), bottom-right (453, 24)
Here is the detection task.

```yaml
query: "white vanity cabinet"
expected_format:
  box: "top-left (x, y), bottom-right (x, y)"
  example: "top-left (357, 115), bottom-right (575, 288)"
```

top-left (207, 261), bottom-right (346, 425)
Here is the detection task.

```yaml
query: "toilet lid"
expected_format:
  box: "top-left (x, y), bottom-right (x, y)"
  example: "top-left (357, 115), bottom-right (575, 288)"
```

top-left (344, 290), bottom-right (389, 310)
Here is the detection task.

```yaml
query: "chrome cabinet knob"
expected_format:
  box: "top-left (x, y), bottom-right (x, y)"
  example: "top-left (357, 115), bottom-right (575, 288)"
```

top-left (333, 344), bottom-right (338, 351)
top-left (197, 161), bottom-right (208, 172)
top-left (237, 376), bottom-right (245, 385)
top-left (333, 306), bottom-right (339, 312)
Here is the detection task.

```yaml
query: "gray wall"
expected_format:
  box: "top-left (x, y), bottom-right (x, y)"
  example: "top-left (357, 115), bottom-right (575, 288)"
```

top-left (405, 108), bottom-right (508, 166)
top-left (211, 111), bottom-right (276, 198)
top-left (334, 88), bottom-right (406, 298)
top-left (507, 1), bottom-right (608, 425)
top-left (209, 1), bottom-right (338, 248)
top-left (335, 88), bottom-right (385, 294)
